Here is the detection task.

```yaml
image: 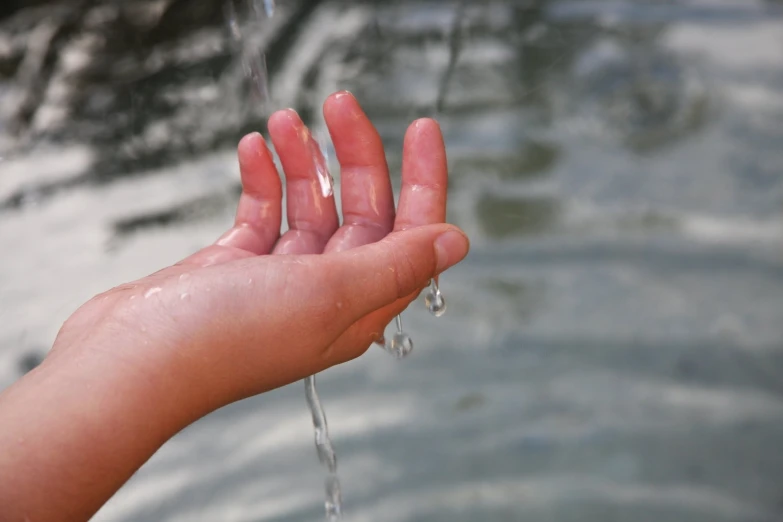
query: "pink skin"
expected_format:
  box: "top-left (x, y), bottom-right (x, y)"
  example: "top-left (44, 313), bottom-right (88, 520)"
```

top-left (0, 91), bottom-right (468, 522)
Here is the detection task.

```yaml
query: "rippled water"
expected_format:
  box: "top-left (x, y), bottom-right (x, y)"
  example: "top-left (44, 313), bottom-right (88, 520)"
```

top-left (2, 1), bottom-right (783, 521)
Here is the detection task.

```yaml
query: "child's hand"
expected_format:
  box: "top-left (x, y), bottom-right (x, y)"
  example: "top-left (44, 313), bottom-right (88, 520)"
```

top-left (53, 91), bottom-right (467, 408)
top-left (0, 92), bottom-right (469, 521)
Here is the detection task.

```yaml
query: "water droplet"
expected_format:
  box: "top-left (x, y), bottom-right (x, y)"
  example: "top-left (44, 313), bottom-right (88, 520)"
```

top-left (180, 293), bottom-right (190, 301)
top-left (385, 332), bottom-right (413, 359)
top-left (247, 278), bottom-right (253, 286)
top-left (144, 287), bottom-right (162, 299)
top-left (129, 295), bottom-right (137, 301)
top-left (424, 280), bottom-right (447, 317)
top-left (179, 273), bottom-right (190, 282)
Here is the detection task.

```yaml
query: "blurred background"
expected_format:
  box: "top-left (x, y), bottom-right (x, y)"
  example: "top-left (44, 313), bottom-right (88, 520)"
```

top-left (2, 0), bottom-right (783, 520)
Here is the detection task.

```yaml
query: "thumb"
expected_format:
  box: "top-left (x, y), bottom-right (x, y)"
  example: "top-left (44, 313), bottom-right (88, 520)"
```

top-left (325, 224), bottom-right (469, 321)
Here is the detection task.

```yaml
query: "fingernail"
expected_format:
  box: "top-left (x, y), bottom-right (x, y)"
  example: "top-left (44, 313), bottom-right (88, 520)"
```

top-left (434, 230), bottom-right (469, 273)
top-left (333, 90), bottom-right (354, 100)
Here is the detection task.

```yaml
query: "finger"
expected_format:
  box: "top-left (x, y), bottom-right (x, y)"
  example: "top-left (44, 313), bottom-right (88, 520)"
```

top-left (323, 91), bottom-right (395, 252)
top-left (269, 109), bottom-right (339, 255)
top-left (215, 132), bottom-right (283, 255)
top-left (394, 118), bottom-right (449, 231)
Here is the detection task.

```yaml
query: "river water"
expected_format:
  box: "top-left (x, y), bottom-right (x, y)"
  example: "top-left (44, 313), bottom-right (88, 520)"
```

top-left (1, 1), bottom-right (783, 521)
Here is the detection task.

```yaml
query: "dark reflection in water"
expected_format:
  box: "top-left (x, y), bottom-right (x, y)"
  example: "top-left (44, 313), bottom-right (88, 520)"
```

top-left (476, 194), bottom-right (560, 238)
top-left (1, 1), bottom-right (783, 521)
top-left (452, 140), bottom-right (560, 181)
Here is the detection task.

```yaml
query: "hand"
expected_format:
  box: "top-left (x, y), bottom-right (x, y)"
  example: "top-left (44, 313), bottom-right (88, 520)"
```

top-left (0, 92), bottom-right (469, 521)
top-left (52, 91), bottom-right (468, 408)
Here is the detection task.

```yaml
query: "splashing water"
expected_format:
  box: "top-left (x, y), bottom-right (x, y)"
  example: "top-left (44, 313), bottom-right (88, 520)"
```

top-left (225, 1), bottom-right (340, 518)
top-left (310, 130), bottom-right (335, 198)
top-left (225, 0), bottom-right (273, 111)
top-left (304, 374), bottom-right (343, 520)
top-left (302, 127), bottom-right (340, 519)
top-left (324, 474), bottom-right (343, 521)
top-left (242, 49), bottom-right (270, 105)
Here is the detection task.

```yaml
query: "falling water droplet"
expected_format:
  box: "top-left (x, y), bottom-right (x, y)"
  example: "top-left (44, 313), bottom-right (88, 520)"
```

top-left (424, 279), bottom-right (447, 317)
top-left (382, 314), bottom-right (413, 359)
top-left (325, 474), bottom-right (342, 521)
top-left (385, 332), bottom-right (414, 359)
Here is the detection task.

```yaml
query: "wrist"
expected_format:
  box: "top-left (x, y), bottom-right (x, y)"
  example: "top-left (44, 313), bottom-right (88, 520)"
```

top-left (0, 335), bottom-right (201, 521)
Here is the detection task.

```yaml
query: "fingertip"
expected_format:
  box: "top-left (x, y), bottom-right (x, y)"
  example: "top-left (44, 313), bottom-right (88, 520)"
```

top-left (405, 117), bottom-right (443, 144)
top-left (326, 90), bottom-right (356, 105)
top-left (323, 90), bottom-right (363, 123)
top-left (434, 227), bottom-right (469, 273)
top-left (413, 117), bottom-right (440, 129)
top-left (268, 108), bottom-right (302, 135)
top-left (238, 132), bottom-right (267, 162)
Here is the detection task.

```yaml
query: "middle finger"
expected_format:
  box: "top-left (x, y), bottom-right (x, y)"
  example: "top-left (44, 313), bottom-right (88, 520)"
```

top-left (323, 91), bottom-right (396, 252)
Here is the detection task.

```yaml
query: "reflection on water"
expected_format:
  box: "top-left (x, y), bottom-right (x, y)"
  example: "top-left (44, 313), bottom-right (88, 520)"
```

top-left (1, 0), bottom-right (783, 521)
top-left (451, 140), bottom-right (560, 181)
top-left (476, 194), bottom-right (560, 238)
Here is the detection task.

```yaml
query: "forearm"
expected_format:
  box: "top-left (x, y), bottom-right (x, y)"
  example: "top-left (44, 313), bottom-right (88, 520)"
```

top-left (0, 345), bottom-right (200, 522)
